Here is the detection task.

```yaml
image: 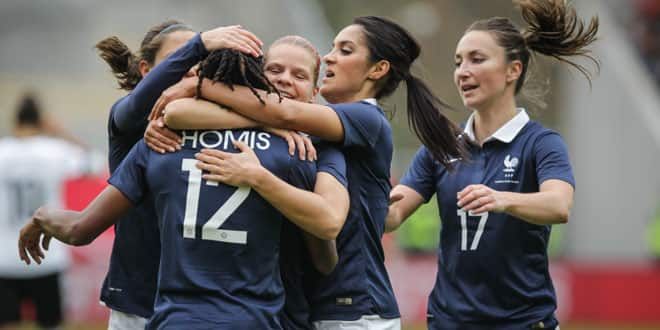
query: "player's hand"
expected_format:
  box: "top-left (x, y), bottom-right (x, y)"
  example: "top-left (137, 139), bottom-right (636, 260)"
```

top-left (201, 25), bottom-right (263, 57)
top-left (195, 140), bottom-right (263, 187)
top-left (149, 76), bottom-right (198, 121)
top-left (457, 184), bottom-right (508, 214)
top-left (144, 118), bottom-right (181, 154)
top-left (264, 127), bottom-right (316, 161)
top-left (18, 218), bottom-right (48, 265)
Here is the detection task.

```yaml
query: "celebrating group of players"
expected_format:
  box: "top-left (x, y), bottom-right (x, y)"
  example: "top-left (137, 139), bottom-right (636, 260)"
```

top-left (16, 0), bottom-right (599, 329)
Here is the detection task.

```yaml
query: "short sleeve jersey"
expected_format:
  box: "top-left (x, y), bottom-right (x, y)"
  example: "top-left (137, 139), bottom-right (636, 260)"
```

top-left (109, 129), bottom-right (316, 329)
top-left (305, 100), bottom-right (400, 321)
top-left (400, 109), bottom-right (574, 329)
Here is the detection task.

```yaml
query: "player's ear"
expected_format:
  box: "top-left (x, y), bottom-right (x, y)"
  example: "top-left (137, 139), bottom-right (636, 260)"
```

top-left (139, 60), bottom-right (151, 77)
top-left (367, 60), bottom-right (390, 81)
top-left (506, 60), bottom-right (522, 84)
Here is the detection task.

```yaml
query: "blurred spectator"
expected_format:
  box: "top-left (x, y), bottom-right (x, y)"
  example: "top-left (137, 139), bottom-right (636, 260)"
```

top-left (0, 92), bottom-right (97, 329)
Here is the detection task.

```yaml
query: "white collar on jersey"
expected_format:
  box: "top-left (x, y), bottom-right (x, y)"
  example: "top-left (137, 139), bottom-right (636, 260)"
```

top-left (362, 98), bottom-right (378, 106)
top-left (463, 108), bottom-right (530, 144)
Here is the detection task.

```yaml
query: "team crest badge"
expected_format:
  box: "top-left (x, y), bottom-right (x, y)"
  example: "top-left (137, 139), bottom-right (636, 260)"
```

top-left (496, 154), bottom-right (520, 183)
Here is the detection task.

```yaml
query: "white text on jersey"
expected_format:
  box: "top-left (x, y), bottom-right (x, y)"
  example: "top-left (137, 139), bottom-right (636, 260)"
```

top-left (180, 130), bottom-right (271, 150)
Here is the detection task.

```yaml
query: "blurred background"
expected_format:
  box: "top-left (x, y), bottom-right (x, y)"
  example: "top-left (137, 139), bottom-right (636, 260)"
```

top-left (1, 0), bottom-right (659, 329)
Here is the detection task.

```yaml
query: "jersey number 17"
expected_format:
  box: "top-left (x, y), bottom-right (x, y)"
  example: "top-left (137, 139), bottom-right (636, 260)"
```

top-left (457, 209), bottom-right (489, 251)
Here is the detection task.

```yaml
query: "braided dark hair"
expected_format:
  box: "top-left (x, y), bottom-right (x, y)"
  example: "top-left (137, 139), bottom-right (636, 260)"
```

top-left (196, 49), bottom-right (281, 105)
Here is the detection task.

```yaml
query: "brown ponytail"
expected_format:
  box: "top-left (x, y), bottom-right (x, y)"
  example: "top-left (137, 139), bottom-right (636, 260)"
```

top-left (467, 0), bottom-right (599, 96)
top-left (517, 0), bottom-right (599, 84)
top-left (95, 20), bottom-right (193, 91)
top-left (95, 36), bottom-right (141, 91)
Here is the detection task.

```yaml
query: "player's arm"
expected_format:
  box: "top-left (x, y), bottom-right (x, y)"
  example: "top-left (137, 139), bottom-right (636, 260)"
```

top-left (247, 171), bottom-right (348, 240)
top-left (113, 35), bottom-right (208, 134)
top-left (247, 169), bottom-right (349, 241)
top-left (388, 147), bottom-right (438, 232)
top-left (302, 233), bottom-right (338, 275)
top-left (459, 132), bottom-right (575, 225)
top-left (151, 78), bottom-right (345, 142)
top-left (385, 184), bottom-right (426, 233)
top-left (457, 180), bottom-right (574, 225)
top-left (196, 142), bottom-right (349, 240)
top-left (18, 186), bottom-right (133, 264)
top-left (163, 98), bottom-right (258, 130)
top-left (146, 97), bottom-right (315, 160)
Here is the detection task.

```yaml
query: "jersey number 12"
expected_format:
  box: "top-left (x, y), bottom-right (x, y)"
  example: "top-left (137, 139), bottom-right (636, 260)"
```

top-left (181, 158), bottom-right (250, 244)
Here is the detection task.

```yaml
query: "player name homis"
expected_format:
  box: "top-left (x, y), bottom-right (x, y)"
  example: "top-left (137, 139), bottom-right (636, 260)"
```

top-left (180, 130), bottom-right (273, 150)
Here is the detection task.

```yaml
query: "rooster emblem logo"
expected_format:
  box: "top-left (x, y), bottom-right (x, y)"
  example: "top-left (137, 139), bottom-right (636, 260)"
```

top-left (503, 155), bottom-right (519, 173)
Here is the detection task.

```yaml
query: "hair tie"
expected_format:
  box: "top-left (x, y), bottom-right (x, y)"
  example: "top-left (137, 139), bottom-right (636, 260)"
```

top-left (157, 23), bottom-right (193, 37)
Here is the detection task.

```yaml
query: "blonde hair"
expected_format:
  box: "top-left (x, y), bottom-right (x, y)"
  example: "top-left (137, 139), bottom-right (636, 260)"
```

top-left (267, 35), bottom-right (321, 85)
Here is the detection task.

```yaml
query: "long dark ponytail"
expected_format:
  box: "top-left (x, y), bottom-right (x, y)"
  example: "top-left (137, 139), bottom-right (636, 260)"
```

top-left (354, 16), bottom-right (465, 167)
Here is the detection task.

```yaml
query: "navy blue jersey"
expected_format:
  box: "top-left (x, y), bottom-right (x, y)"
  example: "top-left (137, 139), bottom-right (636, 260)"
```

top-left (109, 129), bottom-right (316, 329)
top-left (279, 141), bottom-right (347, 329)
top-left (102, 34), bottom-right (208, 317)
top-left (305, 101), bottom-right (399, 321)
top-left (400, 110), bottom-right (574, 329)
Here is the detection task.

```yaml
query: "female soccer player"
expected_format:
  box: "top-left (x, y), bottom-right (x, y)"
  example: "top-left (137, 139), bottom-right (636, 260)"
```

top-left (150, 35), bottom-right (350, 329)
top-left (386, 1), bottom-right (599, 328)
top-left (95, 20), bottom-right (195, 328)
top-left (151, 16), bottom-right (464, 329)
top-left (92, 21), bottom-right (262, 328)
top-left (19, 47), bottom-right (342, 329)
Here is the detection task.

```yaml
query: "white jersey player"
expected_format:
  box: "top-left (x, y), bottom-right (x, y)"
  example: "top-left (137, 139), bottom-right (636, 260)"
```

top-left (0, 93), bottom-right (96, 328)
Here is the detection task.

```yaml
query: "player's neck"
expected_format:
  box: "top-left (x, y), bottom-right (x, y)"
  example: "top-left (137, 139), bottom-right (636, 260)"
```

top-left (472, 97), bottom-right (517, 145)
top-left (13, 126), bottom-right (42, 138)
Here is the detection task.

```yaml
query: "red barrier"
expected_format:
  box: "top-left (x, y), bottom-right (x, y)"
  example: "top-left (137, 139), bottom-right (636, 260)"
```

top-left (553, 261), bottom-right (660, 323)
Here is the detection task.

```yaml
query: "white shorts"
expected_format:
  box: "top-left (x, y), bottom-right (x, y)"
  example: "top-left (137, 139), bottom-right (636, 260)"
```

top-left (107, 309), bottom-right (148, 330)
top-left (313, 315), bottom-right (401, 330)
